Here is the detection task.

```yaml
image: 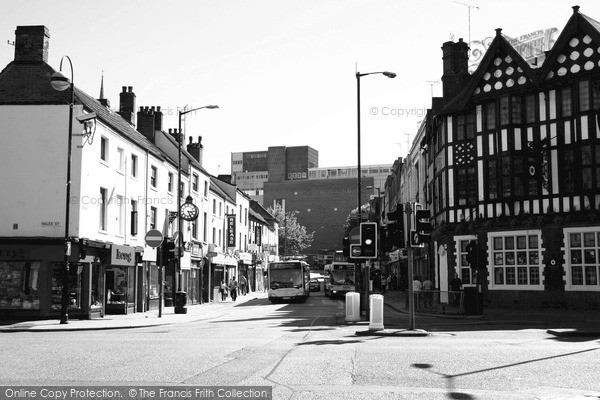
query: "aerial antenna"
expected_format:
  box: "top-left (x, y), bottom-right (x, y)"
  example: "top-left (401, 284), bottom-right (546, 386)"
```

top-left (454, 1), bottom-right (479, 48)
top-left (425, 80), bottom-right (440, 98)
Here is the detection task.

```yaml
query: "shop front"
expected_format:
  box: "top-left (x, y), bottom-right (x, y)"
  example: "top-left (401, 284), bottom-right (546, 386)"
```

top-left (0, 239), bottom-right (105, 320)
top-left (209, 251), bottom-right (238, 301)
top-left (188, 242), bottom-right (204, 305)
top-left (105, 244), bottom-right (137, 315)
top-left (238, 252), bottom-right (253, 293)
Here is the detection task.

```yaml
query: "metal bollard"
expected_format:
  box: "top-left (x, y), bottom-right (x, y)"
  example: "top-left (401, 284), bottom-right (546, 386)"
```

top-left (345, 292), bottom-right (361, 322)
top-left (369, 294), bottom-right (384, 331)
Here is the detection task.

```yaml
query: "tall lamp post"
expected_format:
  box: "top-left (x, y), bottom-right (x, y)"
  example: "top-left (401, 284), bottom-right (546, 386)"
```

top-left (356, 70), bottom-right (395, 318)
top-left (177, 105), bottom-right (218, 293)
top-left (50, 56), bottom-right (75, 325)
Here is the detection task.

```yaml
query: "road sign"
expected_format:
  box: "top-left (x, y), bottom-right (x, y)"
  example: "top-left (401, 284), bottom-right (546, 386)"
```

top-left (145, 229), bottom-right (164, 248)
top-left (350, 244), bottom-right (362, 257)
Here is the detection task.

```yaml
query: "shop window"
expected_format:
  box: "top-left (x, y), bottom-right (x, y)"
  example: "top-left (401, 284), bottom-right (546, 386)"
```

top-left (0, 261), bottom-right (41, 309)
top-left (489, 232), bottom-right (542, 289)
top-left (51, 263), bottom-right (82, 310)
top-left (458, 240), bottom-right (475, 285)
top-left (568, 230), bottom-right (600, 287)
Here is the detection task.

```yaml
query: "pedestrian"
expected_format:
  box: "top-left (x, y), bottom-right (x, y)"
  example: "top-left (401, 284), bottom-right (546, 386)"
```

top-left (450, 272), bottom-right (463, 307)
top-left (239, 274), bottom-right (248, 295)
top-left (381, 274), bottom-right (388, 294)
top-left (229, 277), bottom-right (238, 302)
top-left (422, 276), bottom-right (433, 307)
top-left (220, 279), bottom-right (228, 301)
top-left (412, 275), bottom-right (422, 310)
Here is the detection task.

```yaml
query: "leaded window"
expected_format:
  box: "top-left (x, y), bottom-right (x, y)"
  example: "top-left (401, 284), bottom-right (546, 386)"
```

top-left (490, 232), bottom-right (542, 288)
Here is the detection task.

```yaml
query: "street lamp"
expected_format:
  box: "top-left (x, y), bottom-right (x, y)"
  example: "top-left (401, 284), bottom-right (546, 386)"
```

top-left (176, 105), bottom-right (218, 295)
top-left (356, 70), bottom-right (395, 218)
top-left (50, 56), bottom-right (75, 324)
top-left (356, 70), bottom-right (395, 319)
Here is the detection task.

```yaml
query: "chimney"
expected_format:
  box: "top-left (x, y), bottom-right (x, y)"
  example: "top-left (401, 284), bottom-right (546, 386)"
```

top-left (136, 106), bottom-right (155, 142)
top-left (187, 136), bottom-right (203, 165)
top-left (118, 86), bottom-right (136, 125)
top-left (14, 26), bottom-right (50, 63)
top-left (154, 106), bottom-right (163, 132)
top-left (441, 38), bottom-right (470, 104)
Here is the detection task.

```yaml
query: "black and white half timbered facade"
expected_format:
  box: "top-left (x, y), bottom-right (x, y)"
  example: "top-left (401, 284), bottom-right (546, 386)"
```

top-left (428, 6), bottom-right (600, 308)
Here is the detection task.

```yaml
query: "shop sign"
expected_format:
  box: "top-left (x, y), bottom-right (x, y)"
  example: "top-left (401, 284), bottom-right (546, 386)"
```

top-left (255, 226), bottom-right (262, 246)
top-left (110, 244), bottom-right (135, 266)
top-left (227, 214), bottom-right (236, 247)
top-left (191, 243), bottom-right (202, 258)
top-left (239, 252), bottom-right (253, 264)
top-left (0, 248), bottom-right (26, 260)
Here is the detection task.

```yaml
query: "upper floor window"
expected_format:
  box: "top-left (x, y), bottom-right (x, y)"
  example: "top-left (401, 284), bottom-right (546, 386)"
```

top-left (485, 102), bottom-right (496, 130)
top-left (525, 94), bottom-right (536, 124)
top-left (455, 112), bottom-right (474, 141)
top-left (204, 181), bottom-right (209, 197)
top-left (131, 154), bottom-right (138, 178)
top-left (192, 173), bottom-right (199, 192)
top-left (150, 166), bottom-right (157, 188)
top-left (150, 207), bottom-right (157, 230)
top-left (99, 187), bottom-right (108, 231)
top-left (213, 199), bottom-right (217, 214)
top-left (561, 87), bottom-right (572, 118)
top-left (168, 172), bottom-right (174, 193)
top-left (100, 136), bottom-right (108, 162)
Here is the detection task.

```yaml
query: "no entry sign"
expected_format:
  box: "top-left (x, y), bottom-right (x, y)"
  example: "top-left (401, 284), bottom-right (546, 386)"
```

top-left (145, 229), bottom-right (164, 248)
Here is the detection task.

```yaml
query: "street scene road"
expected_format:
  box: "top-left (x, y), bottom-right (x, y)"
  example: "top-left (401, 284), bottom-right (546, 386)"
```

top-left (2, 290), bottom-right (599, 400)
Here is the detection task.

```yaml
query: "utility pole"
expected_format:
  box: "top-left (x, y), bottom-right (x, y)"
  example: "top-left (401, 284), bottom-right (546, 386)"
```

top-left (405, 202), bottom-right (415, 330)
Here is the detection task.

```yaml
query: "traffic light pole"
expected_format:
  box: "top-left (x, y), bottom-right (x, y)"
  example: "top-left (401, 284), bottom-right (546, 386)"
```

top-left (406, 202), bottom-right (416, 330)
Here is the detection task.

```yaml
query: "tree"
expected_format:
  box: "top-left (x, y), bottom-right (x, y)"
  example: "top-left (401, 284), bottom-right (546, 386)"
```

top-left (267, 204), bottom-right (314, 257)
top-left (343, 203), bottom-right (371, 233)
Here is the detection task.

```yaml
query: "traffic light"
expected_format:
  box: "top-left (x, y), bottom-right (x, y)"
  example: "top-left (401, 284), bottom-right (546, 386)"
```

top-left (78, 238), bottom-right (88, 260)
top-left (386, 203), bottom-right (405, 249)
top-left (359, 222), bottom-right (378, 258)
top-left (162, 239), bottom-right (176, 262)
top-left (342, 235), bottom-right (350, 257)
top-left (413, 209), bottom-right (432, 246)
top-left (466, 241), bottom-right (478, 269)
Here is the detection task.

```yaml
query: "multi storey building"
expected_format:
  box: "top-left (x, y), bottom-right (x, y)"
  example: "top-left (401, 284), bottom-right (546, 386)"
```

top-left (397, 7), bottom-right (600, 308)
top-left (0, 25), bottom-right (278, 319)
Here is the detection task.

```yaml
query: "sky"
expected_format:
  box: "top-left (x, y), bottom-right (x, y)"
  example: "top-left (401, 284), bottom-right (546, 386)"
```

top-left (1, 0), bottom-right (598, 176)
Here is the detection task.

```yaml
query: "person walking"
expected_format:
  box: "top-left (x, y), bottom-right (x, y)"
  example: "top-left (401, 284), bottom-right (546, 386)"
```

top-left (450, 272), bottom-right (463, 307)
top-left (422, 276), bottom-right (433, 307)
top-left (412, 275), bottom-right (423, 310)
top-left (220, 280), bottom-right (228, 301)
top-left (239, 274), bottom-right (248, 295)
top-left (229, 277), bottom-right (239, 302)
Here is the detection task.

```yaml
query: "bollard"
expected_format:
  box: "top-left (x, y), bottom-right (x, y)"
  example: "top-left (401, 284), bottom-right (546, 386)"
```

top-left (174, 291), bottom-right (188, 314)
top-left (345, 292), bottom-right (361, 322)
top-left (369, 294), bottom-right (384, 331)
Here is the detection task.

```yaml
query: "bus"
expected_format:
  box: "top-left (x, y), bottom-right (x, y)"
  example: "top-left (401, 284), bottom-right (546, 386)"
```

top-left (267, 260), bottom-right (311, 303)
top-left (324, 261), bottom-right (356, 298)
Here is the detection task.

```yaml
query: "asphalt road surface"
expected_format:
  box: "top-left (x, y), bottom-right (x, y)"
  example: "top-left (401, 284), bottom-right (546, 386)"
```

top-left (1, 291), bottom-right (599, 400)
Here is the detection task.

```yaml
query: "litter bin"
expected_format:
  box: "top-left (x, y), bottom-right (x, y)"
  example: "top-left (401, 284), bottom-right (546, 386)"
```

top-left (463, 287), bottom-right (483, 315)
top-left (174, 291), bottom-right (188, 314)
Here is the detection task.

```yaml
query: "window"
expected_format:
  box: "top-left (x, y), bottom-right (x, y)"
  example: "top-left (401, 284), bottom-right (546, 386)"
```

top-left (99, 187), bottom-right (108, 231)
top-left (511, 96), bottom-right (522, 124)
top-left (131, 200), bottom-right (138, 236)
top-left (561, 87), bottom-right (572, 117)
top-left (567, 230), bottom-right (600, 288)
top-left (204, 181), bottom-right (208, 197)
top-left (131, 154), bottom-right (138, 178)
top-left (0, 261), bottom-right (41, 310)
top-left (203, 212), bottom-right (207, 242)
top-left (239, 205), bottom-right (242, 222)
top-left (100, 136), bottom-right (108, 162)
top-left (192, 222), bottom-right (198, 239)
top-left (151, 166), bottom-right (157, 188)
top-left (490, 232), bottom-right (542, 288)
top-left (212, 228), bottom-right (216, 244)
top-left (456, 167), bottom-right (476, 206)
top-left (485, 102), bottom-right (496, 130)
top-left (579, 80), bottom-right (590, 112)
top-left (457, 240), bottom-right (475, 285)
top-left (499, 96), bottom-right (509, 126)
top-left (525, 95), bottom-right (536, 124)
top-left (150, 207), bottom-right (157, 230)
top-left (488, 159), bottom-right (498, 199)
top-left (168, 173), bottom-right (174, 193)
top-left (219, 202), bottom-right (222, 216)
top-left (192, 174), bottom-right (199, 192)
top-left (213, 199), bottom-right (216, 214)
top-left (117, 148), bottom-right (125, 172)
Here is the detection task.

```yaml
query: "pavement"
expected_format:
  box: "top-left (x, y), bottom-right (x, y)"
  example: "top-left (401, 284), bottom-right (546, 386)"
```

top-left (0, 291), bottom-right (268, 333)
top-left (2, 289), bottom-right (599, 339)
top-left (346, 290), bottom-right (600, 338)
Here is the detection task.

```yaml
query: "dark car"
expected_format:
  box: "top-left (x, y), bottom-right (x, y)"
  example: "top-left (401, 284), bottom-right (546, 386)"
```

top-left (309, 279), bottom-right (320, 292)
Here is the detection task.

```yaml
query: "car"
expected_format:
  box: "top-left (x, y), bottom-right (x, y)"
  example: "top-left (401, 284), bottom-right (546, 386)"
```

top-left (309, 279), bottom-right (321, 292)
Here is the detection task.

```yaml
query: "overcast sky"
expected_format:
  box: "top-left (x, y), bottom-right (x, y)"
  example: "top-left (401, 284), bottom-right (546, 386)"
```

top-left (1, 0), bottom-right (598, 175)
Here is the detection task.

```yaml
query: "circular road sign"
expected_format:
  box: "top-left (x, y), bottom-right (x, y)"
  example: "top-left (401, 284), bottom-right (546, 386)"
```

top-left (351, 245), bottom-right (362, 257)
top-left (145, 229), bottom-right (164, 248)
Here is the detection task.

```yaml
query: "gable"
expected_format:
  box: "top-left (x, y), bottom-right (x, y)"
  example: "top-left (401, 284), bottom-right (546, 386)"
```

top-left (544, 33), bottom-right (600, 80)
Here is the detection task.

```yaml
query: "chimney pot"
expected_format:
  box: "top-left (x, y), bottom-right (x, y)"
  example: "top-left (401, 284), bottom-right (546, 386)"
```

top-left (189, 136), bottom-right (193, 145)
top-left (128, 86), bottom-right (133, 92)
top-left (495, 28), bottom-right (502, 36)
top-left (122, 86), bottom-right (127, 93)
top-left (573, 5), bottom-right (580, 13)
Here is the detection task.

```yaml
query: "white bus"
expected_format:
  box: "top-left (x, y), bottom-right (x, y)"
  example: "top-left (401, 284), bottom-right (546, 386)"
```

top-left (268, 260), bottom-right (311, 303)
top-left (324, 262), bottom-right (356, 298)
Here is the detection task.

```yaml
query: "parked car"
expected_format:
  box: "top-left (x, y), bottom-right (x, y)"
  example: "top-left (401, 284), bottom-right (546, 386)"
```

top-left (309, 279), bottom-right (321, 292)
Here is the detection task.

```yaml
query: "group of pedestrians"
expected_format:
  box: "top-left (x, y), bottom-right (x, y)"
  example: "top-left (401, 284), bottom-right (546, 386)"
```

top-left (219, 275), bottom-right (248, 302)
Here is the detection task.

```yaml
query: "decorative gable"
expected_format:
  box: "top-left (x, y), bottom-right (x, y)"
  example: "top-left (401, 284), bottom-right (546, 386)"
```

top-left (544, 33), bottom-right (600, 80)
top-left (473, 52), bottom-right (532, 96)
